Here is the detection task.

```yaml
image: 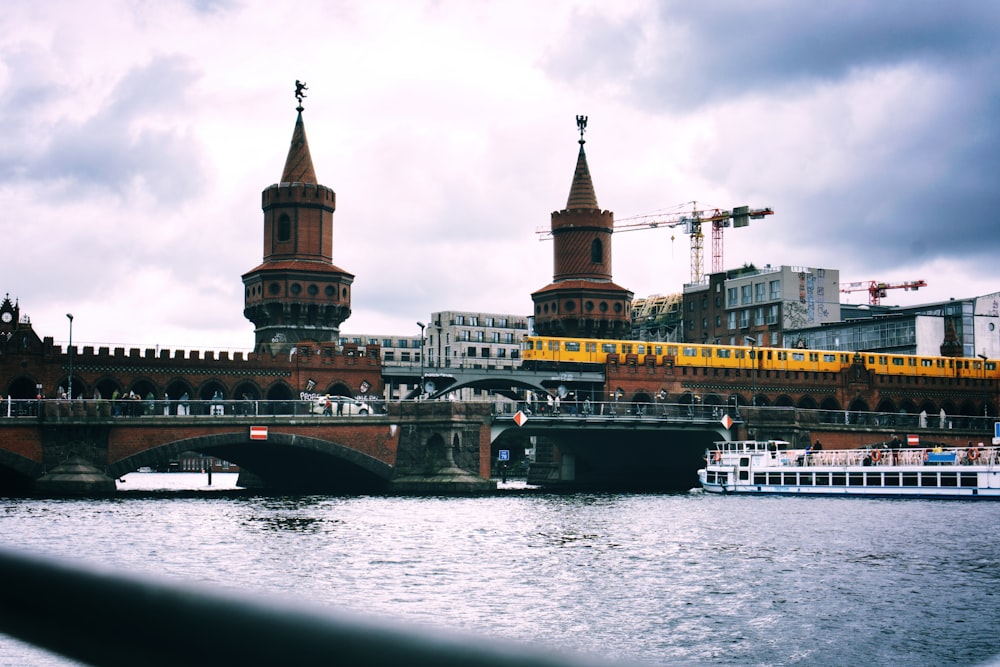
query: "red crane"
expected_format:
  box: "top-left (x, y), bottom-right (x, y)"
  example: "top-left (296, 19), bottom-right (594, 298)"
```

top-left (840, 279), bottom-right (927, 305)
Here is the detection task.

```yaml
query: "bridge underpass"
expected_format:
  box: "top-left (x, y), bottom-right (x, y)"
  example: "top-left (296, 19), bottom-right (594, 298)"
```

top-left (490, 412), bottom-right (736, 492)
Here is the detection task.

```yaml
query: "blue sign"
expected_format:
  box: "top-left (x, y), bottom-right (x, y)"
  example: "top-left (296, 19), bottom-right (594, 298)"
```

top-left (995, 422), bottom-right (1000, 439)
top-left (498, 450), bottom-right (510, 461)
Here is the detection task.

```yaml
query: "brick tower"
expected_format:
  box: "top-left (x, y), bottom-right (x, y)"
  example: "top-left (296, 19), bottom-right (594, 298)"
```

top-left (242, 84), bottom-right (354, 353)
top-left (531, 116), bottom-right (633, 338)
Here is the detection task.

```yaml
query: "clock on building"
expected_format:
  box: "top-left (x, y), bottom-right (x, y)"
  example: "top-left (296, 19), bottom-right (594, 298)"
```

top-left (1, 311), bottom-right (12, 323)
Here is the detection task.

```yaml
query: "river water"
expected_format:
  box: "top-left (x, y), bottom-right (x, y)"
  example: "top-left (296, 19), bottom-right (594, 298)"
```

top-left (2, 473), bottom-right (999, 666)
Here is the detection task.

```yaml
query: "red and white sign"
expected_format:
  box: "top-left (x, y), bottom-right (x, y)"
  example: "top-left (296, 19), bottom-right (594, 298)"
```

top-left (720, 414), bottom-right (734, 430)
top-left (250, 426), bottom-right (268, 441)
top-left (513, 410), bottom-right (529, 427)
top-left (907, 434), bottom-right (919, 446)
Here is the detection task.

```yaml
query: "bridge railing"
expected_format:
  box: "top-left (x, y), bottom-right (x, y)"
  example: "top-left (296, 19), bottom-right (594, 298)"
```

top-left (0, 548), bottom-right (632, 667)
top-left (496, 401), bottom-right (741, 423)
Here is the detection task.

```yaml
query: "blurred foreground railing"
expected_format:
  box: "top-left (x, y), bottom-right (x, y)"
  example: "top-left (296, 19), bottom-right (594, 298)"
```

top-left (0, 548), bottom-right (640, 667)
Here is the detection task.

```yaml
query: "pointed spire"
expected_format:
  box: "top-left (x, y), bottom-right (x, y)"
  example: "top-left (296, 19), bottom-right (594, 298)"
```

top-left (281, 109), bottom-right (318, 184)
top-left (566, 115), bottom-right (598, 210)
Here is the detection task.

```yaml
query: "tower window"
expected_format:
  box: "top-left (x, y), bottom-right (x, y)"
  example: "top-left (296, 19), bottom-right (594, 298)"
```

top-left (277, 214), bottom-right (291, 242)
top-left (590, 238), bottom-right (603, 263)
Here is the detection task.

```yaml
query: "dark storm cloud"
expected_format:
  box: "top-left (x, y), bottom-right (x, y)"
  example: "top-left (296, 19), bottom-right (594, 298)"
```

top-left (546, 2), bottom-right (1000, 275)
top-left (0, 55), bottom-right (206, 204)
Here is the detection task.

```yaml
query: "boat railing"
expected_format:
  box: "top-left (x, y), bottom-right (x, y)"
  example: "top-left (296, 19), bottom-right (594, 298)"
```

top-left (786, 447), bottom-right (999, 468)
top-left (0, 548), bottom-right (635, 667)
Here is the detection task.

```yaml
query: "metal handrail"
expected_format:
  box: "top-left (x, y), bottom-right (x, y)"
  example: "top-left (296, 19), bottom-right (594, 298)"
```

top-left (0, 548), bottom-right (639, 667)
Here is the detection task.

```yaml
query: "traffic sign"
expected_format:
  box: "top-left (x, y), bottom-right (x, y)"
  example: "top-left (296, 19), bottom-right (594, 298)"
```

top-left (513, 410), bottom-right (529, 426)
top-left (498, 450), bottom-right (510, 461)
top-left (250, 426), bottom-right (268, 440)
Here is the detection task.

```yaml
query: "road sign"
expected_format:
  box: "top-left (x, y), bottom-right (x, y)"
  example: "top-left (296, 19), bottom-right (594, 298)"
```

top-left (250, 426), bottom-right (268, 440)
top-left (498, 450), bottom-right (509, 461)
top-left (907, 434), bottom-right (919, 446)
top-left (513, 410), bottom-right (529, 426)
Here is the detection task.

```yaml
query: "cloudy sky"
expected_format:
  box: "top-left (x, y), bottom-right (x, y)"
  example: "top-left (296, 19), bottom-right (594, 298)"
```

top-left (3, 0), bottom-right (998, 351)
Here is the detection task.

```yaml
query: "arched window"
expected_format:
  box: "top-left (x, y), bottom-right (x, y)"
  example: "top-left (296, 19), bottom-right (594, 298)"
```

top-left (277, 214), bottom-right (291, 242)
top-left (590, 238), bottom-right (602, 263)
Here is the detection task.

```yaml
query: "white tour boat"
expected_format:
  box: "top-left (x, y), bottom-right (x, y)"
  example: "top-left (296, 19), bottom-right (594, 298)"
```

top-left (698, 440), bottom-right (1000, 498)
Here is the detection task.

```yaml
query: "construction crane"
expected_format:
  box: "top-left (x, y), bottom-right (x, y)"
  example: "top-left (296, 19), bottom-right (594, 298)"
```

top-left (539, 201), bottom-right (774, 284)
top-left (840, 279), bottom-right (927, 305)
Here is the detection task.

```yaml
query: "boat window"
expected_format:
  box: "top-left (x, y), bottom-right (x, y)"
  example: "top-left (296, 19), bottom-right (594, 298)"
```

top-left (902, 473), bottom-right (919, 486)
top-left (883, 473), bottom-right (900, 487)
top-left (832, 473), bottom-right (847, 486)
top-left (940, 473), bottom-right (958, 487)
top-left (960, 473), bottom-right (978, 487)
top-left (768, 473), bottom-right (781, 485)
top-left (815, 473), bottom-right (830, 486)
top-left (864, 473), bottom-right (880, 487)
top-left (849, 473), bottom-right (864, 486)
top-left (921, 473), bottom-right (938, 487)
top-left (783, 473), bottom-right (796, 485)
top-left (753, 473), bottom-right (766, 484)
top-left (799, 473), bottom-right (814, 486)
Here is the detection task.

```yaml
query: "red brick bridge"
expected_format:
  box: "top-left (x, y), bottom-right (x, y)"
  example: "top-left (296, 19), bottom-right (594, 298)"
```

top-left (0, 401), bottom-right (495, 495)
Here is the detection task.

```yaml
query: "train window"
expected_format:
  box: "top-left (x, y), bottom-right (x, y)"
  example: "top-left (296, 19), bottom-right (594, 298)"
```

top-left (735, 349), bottom-right (746, 359)
top-left (654, 346), bottom-right (663, 355)
top-left (892, 358), bottom-right (904, 366)
top-left (937, 359), bottom-right (945, 368)
top-left (702, 348), bottom-right (712, 357)
top-left (868, 356), bottom-right (875, 364)
top-left (586, 342), bottom-right (597, 353)
top-left (637, 345), bottom-right (646, 354)
top-left (682, 347), bottom-right (697, 356)
top-left (548, 341), bottom-right (560, 351)
top-left (840, 354), bottom-right (849, 363)
top-left (922, 359), bottom-right (933, 367)
top-left (823, 354), bottom-right (836, 362)
top-left (908, 358), bottom-right (916, 366)
top-left (565, 342), bottom-right (581, 352)
top-left (792, 353), bottom-right (805, 361)
top-left (602, 343), bottom-right (617, 353)
top-left (717, 349), bottom-right (731, 358)
top-left (535, 341), bottom-right (543, 350)
top-left (777, 351), bottom-right (787, 360)
top-left (809, 353), bottom-right (819, 362)
top-left (622, 344), bottom-right (633, 355)
top-left (988, 362), bottom-right (997, 371)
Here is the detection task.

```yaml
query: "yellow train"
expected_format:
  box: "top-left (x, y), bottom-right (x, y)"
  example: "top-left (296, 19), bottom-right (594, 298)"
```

top-left (521, 335), bottom-right (999, 381)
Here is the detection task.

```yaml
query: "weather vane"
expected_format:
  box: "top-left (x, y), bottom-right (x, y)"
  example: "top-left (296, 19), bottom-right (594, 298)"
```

top-left (576, 115), bottom-right (588, 144)
top-left (295, 80), bottom-right (308, 111)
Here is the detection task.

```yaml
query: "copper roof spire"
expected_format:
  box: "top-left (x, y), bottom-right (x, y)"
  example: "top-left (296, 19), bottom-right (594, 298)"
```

top-left (281, 81), bottom-right (317, 184)
top-left (565, 115), bottom-right (599, 210)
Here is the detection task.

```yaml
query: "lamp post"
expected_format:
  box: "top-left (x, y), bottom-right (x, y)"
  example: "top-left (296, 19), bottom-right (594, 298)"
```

top-left (744, 336), bottom-right (757, 407)
top-left (416, 321), bottom-right (426, 400)
top-left (66, 313), bottom-right (74, 400)
top-left (978, 353), bottom-right (989, 417)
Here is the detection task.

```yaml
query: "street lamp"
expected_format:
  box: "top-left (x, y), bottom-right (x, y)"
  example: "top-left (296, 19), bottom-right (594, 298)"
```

top-left (978, 353), bottom-right (989, 416)
top-left (66, 313), bottom-right (74, 400)
top-left (416, 321), bottom-right (426, 400)
top-left (744, 336), bottom-right (757, 407)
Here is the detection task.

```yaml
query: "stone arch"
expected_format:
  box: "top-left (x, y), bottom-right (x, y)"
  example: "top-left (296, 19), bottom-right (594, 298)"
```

top-left (753, 393), bottom-right (771, 407)
top-left (6, 376), bottom-right (40, 400)
top-left (631, 390), bottom-right (653, 415)
top-left (876, 398), bottom-right (897, 414)
top-left (95, 378), bottom-right (122, 402)
top-left (108, 431), bottom-right (393, 491)
top-left (233, 381), bottom-right (261, 401)
top-left (774, 394), bottom-right (794, 407)
top-left (797, 395), bottom-right (818, 410)
top-left (265, 382), bottom-right (295, 415)
top-left (819, 396), bottom-right (842, 423)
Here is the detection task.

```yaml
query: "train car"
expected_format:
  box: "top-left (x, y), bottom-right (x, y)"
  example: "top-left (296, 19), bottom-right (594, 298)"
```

top-left (522, 335), bottom-right (999, 381)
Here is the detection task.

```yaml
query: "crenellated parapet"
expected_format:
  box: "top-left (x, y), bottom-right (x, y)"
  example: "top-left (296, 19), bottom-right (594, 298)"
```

top-left (261, 182), bottom-right (336, 209)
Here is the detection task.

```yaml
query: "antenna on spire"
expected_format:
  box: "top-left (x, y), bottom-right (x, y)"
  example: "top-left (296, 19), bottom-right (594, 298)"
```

top-left (294, 80), bottom-right (308, 112)
top-left (576, 115), bottom-right (588, 144)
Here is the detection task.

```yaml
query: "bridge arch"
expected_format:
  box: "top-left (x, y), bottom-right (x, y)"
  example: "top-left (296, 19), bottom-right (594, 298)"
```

top-left (108, 431), bottom-right (394, 492)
